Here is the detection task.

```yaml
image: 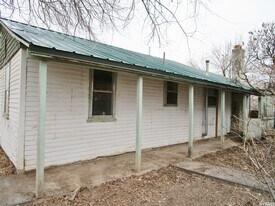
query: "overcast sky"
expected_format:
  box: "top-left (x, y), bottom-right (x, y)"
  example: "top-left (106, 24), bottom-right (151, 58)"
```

top-left (101, 0), bottom-right (275, 71)
top-left (2, 0), bottom-right (275, 72)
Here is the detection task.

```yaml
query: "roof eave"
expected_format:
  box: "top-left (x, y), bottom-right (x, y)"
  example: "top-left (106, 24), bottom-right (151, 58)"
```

top-left (29, 45), bottom-right (254, 94)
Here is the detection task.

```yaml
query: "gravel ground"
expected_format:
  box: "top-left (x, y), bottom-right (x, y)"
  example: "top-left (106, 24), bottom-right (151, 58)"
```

top-left (28, 166), bottom-right (270, 206)
top-left (0, 147), bottom-right (15, 176)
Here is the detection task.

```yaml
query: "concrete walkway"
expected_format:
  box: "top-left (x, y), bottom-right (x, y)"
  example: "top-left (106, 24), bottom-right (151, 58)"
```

top-left (0, 138), bottom-right (238, 205)
top-left (173, 161), bottom-right (273, 193)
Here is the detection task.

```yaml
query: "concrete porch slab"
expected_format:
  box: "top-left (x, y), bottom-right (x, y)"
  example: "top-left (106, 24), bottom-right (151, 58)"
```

top-left (173, 161), bottom-right (273, 193)
top-left (0, 137), bottom-right (239, 205)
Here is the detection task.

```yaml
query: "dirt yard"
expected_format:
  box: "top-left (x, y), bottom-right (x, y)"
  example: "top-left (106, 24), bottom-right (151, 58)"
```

top-left (0, 147), bottom-right (15, 176)
top-left (0, 140), bottom-right (273, 205)
top-left (196, 139), bottom-right (275, 177)
top-left (196, 146), bottom-right (253, 172)
top-left (28, 166), bottom-right (270, 206)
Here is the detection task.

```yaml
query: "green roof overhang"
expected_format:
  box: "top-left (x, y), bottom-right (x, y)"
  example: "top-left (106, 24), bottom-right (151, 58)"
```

top-left (29, 44), bottom-right (257, 94)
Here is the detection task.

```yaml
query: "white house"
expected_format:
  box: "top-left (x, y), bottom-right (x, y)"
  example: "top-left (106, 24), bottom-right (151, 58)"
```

top-left (0, 18), bottom-right (255, 177)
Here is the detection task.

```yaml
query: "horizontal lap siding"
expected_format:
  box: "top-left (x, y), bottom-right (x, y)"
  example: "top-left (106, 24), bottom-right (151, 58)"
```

top-left (142, 80), bottom-right (188, 148)
top-left (0, 50), bottom-right (21, 166)
top-left (25, 60), bottom-right (137, 170)
top-left (24, 59), bottom-right (227, 170)
top-left (217, 91), bottom-right (232, 136)
top-left (142, 81), bottom-right (205, 147)
top-left (0, 66), bottom-right (3, 138)
top-left (194, 87), bottom-right (204, 139)
top-left (225, 91), bottom-right (232, 133)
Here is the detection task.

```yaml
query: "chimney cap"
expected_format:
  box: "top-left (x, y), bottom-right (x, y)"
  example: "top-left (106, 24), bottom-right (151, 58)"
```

top-left (234, 44), bottom-right (242, 49)
top-left (206, 60), bottom-right (210, 63)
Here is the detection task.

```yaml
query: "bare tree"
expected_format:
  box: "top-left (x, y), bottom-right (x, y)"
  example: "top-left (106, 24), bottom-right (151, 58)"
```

top-left (244, 22), bottom-right (275, 94)
top-left (209, 41), bottom-right (233, 77)
top-left (240, 121), bottom-right (275, 201)
top-left (199, 22), bottom-right (274, 95)
top-left (187, 54), bottom-right (206, 70)
top-left (0, 0), bottom-right (212, 45)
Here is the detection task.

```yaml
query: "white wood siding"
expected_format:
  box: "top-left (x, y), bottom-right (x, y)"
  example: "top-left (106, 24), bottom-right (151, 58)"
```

top-left (217, 91), bottom-right (232, 136)
top-left (24, 59), bottom-right (232, 170)
top-left (225, 91), bottom-right (232, 134)
top-left (0, 49), bottom-right (22, 167)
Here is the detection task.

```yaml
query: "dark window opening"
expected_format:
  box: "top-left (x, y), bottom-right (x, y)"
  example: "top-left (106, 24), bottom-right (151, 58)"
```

top-left (249, 110), bottom-right (259, 118)
top-left (91, 70), bottom-right (114, 116)
top-left (208, 96), bottom-right (217, 107)
top-left (165, 81), bottom-right (178, 105)
top-left (208, 89), bottom-right (218, 107)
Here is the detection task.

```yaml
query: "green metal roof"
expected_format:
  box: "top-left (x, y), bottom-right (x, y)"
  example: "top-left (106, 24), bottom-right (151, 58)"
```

top-left (1, 18), bottom-right (252, 92)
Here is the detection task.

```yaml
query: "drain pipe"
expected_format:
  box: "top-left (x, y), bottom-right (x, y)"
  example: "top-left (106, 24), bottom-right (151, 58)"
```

top-left (202, 60), bottom-right (209, 137)
top-left (202, 88), bottom-right (208, 137)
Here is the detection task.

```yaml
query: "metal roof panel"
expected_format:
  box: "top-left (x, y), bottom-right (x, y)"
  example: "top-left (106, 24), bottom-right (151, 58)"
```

top-left (0, 18), bottom-right (252, 92)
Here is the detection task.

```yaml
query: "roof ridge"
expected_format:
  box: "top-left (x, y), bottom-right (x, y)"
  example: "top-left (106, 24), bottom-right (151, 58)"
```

top-left (0, 18), bottom-right (168, 63)
top-left (0, 18), bottom-right (214, 74)
top-left (0, 18), bottom-right (251, 92)
top-left (0, 17), bottom-right (93, 42)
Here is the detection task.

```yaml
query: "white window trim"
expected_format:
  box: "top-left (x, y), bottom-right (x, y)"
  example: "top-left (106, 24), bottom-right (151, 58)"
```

top-left (88, 69), bottom-right (116, 122)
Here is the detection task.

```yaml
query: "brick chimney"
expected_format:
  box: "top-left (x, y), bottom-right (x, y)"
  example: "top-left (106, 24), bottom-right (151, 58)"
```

top-left (231, 45), bottom-right (245, 81)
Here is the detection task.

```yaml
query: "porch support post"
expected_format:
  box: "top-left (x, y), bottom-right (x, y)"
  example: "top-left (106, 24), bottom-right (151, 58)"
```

top-left (36, 60), bottom-right (47, 198)
top-left (135, 75), bottom-right (143, 172)
top-left (188, 84), bottom-right (194, 157)
top-left (220, 90), bottom-right (225, 149)
top-left (242, 94), bottom-right (248, 139)
top-left (17, 49), bottom-right (27, 174)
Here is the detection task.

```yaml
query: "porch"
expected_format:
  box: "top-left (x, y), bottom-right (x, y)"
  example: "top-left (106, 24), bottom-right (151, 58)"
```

top-left (0, 137), bottom-right (239, 205)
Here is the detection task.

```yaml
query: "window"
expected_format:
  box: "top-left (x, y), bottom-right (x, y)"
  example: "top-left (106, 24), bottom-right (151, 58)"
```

top-left (88, 69), bottom-right (116, 121)
top-left (208, 89), bottom-right (218, 107)
top-left (3, 62), bottom-right (10, 118)
top-left (164, 81), bottom-right (178, 106)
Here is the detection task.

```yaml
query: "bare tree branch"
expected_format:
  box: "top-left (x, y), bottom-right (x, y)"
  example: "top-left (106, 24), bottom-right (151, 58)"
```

top-left (0, 0), bottom-right (212, 47)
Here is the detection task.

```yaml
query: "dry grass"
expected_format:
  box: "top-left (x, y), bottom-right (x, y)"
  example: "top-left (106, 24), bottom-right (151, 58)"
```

top-left (196, 139), bottom-right (275, 177)
top-left (0, 147), bottom-right (16, 176)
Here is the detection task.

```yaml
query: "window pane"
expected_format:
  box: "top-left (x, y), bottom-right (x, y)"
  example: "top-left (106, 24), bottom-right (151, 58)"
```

top-left (92, 92), bottom-right (112, 115)
top-left (208, 96), bottom-right (217, 107)
top-left (167, 82), bottom-right (177, 91)
top-left (167, 92), bottom-right (177, 105)
top-left (93, 70), bottom-right (113, 91)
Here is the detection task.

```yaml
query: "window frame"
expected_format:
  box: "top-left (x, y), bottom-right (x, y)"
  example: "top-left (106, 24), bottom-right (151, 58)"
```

top-left (163, 81), bottom-right (178, 107)
top-left (207, 88), bottom-right (218, 107)
top-left (3, 62), bottom-right (10, 119)
top-left (88, 69), bottom-right (116, 122)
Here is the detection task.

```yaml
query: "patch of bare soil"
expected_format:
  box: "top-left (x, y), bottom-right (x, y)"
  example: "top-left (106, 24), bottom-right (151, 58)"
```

top-left (0, 147), bottom-right (16, 176)
top-left (29, 166), bottom-right (270, 206)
